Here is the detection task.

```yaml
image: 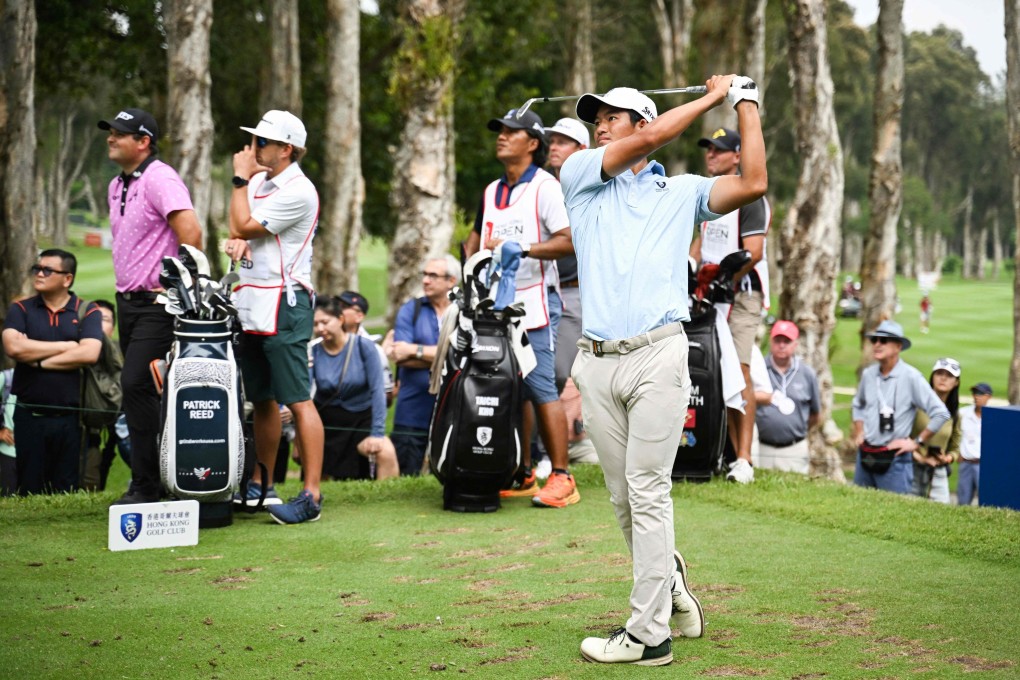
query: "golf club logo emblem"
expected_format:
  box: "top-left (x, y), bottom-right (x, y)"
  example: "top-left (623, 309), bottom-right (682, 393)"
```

top-left (656, 181), bottom-right (667, 189)
top-left (476, 427), bottom-right (492, 446)
top-left (193, 467), bottom-right (211, 480)
top-left (115, 111), bottom-right (134, 121)
top-left (120, 513), bottom-right (142, 543)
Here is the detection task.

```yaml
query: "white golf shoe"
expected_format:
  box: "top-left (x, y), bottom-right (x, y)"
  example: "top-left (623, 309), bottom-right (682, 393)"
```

top-left (671, 550), bottom-right (705, 638)
top-left (580, 627), bottom-right (672, 665)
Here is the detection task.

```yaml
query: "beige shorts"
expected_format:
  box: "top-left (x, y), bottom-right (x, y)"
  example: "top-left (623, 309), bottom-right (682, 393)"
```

top-left (727, 291), bottom-right (764, 364)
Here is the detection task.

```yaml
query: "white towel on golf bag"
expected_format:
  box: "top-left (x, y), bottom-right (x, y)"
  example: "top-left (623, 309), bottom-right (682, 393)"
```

top-left (713, 304), bottom-right (747, 413)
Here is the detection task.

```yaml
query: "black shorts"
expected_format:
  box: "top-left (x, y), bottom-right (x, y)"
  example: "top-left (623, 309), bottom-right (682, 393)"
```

top-left (318, 402), bottom-right (371, 480)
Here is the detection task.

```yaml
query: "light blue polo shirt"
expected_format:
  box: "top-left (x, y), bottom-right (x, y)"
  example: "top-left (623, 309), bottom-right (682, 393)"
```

top-left (560, 146), bottom-right (719, 341)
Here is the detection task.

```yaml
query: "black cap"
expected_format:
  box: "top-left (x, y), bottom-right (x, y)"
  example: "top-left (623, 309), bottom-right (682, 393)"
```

top-left (487, 109), bottom-right (546, 139)
top-left (970, 382), bottom-right (993, 396)
top-left (698, 127), bottom-right (740, 152)
top-left (98, 108), bottom-right (160, 142)
top-left (338, 291), bottom-right (369, 314)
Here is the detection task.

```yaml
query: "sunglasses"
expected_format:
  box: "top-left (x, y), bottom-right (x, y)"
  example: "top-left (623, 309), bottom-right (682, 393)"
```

top-left (255, 136), bottom-right (276, 148)
top-left (29, 265), bottom-right (69, 277)
top-left (868, 336), bottom-right (896, 345)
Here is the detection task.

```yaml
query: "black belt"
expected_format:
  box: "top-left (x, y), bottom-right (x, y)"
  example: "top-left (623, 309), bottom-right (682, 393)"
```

top-left (118, 290), bottom-right (160, 302)
top-left (760, 437), bottom-right (804, 448)
top-left (561, 279), bottom-right (579, 288)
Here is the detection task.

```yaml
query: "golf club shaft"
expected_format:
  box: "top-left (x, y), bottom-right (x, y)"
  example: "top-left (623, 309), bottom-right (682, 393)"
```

top-left (516, 86), bottom-right (708, 118)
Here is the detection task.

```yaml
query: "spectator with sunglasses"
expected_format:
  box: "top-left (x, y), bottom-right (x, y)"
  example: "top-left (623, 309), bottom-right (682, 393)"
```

top-left (98, 107), bottom-right (202, 505)
top-left (911, 358), bottom-right (963, 503)
top-left (226, 110), bottom-right (324, 525)
top-left (2, 250), bottom-right (103, 494)
top-left (851, 320), bottom-right (949, 494)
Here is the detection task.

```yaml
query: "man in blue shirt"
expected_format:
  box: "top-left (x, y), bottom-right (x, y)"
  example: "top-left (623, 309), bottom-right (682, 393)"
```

top-left (384, 255), bottom-right (459, 475)
top-left (2, 249), bottom-right (103, 494)
top-left (560, 75), bottom-right (765, 665)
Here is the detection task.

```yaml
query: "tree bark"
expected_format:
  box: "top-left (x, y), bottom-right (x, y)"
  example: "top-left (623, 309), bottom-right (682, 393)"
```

top-left (961, 184), bottom-right (975, 279)
top-left (743, 0), bottom-right (767, 117)
top-left (858, 0), bottom-right (903, 372)
top-left (316, 0), bottom-right (363, 295)
top-left (262, 0), bottom-right (302, 116)
top-left (46, 112), bottom-right (91, 247)
top-left (975, 225), bottom-right (987, 280)
top-left (991, 209), bottom-right (1004, 278)
top-left (780, 0), bottom-right (845, 482)
top-left (387, 0), bottom-right (465, 325)
top-left (164, 0), bottom-right (216, 273)
top-left (0, 0), bottom-right (37, 324)
top-left (564, 0), bottom-right (595, 117)
top-left (651, 0), bottom-right (693, 172)
top-left (1008, 0), bottom-right (1020, 403)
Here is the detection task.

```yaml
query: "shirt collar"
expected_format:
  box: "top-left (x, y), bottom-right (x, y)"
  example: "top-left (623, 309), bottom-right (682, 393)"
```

top-left (120, 155), bottom-right (158, 187)
top-left (499, 163), bottom-right (540, 190)
top-left (264, 162), bottom-right (304, 189)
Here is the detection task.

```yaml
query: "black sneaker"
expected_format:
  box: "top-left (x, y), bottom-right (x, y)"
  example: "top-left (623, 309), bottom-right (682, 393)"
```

top-left (111, 488), bottom-right (159, 505)
top-left (266, 490), bottom-right (322, 525)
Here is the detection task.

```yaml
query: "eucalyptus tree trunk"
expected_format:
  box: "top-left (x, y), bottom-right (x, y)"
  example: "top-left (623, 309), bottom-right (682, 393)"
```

top-left (975, 226), bottom-right (987, 280)
top-left (387, 0), bottom-right (465, 325)
top-left (780, 0), bottom-right (845, 481)
top-left (991, 209), bottom-right (1004, 278)
top-left (0, 0), bottom-right (37, 322)
top-left (743, 0), bottom-right (767, 117)
top-left (165, 0), bottom-right (216, 274)
top-left (699, 0), bottom-right (743, 134)
top-left (317, 0), bottom-right (363, 295)
top-left (651, 0), bottom-right (693, 173)
top-left (1009, 0), bottom-right (1020, 404)
top-left (961, 185), bottom-right (975, 279)
top-left (563, 0), bottom-right (595, 118)
top-left (858, 0), bottom-right (903, 372)
top-left (262, 0), bottom-right (302, 116)
top-left (47, 112), bottom-right (91, 247)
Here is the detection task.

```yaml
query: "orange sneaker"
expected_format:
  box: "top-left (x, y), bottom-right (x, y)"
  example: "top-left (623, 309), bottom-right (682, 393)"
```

top-left (500, 469), bottom-right (539, 498)
top-left (532, 471), bottom-right (580, 508)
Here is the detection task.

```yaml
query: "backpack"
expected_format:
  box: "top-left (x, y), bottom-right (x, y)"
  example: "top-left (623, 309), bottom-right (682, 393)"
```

top-left (78, 302), bottom-right (124, 431)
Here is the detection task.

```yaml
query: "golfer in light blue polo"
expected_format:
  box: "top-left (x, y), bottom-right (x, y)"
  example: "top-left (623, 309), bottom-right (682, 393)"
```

top-left (559, 75), bottom-right (767, 665)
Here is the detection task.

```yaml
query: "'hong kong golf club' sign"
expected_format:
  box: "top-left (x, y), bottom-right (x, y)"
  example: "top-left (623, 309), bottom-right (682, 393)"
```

top-left (108, 500), bottom-right (200, 552)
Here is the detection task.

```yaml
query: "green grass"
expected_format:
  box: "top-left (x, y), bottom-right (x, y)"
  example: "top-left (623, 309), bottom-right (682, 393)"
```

top-left (2, 466), bottom-right (1018, 678)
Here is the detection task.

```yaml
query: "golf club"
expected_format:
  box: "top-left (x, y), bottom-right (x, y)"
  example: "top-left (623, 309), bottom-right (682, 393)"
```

top-left (515, 86), bottom-right (709, 119)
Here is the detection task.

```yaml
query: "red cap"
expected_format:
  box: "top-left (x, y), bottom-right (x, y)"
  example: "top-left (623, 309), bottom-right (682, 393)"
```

top-left (770, 320), bottom-right (800, 340)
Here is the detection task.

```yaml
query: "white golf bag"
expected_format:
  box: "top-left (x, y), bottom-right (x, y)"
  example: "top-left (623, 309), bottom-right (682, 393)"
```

top-left (156, 248), bottom-right (247, 528)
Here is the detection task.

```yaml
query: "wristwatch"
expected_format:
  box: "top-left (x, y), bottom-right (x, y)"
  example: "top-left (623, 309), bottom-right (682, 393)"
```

top-left (231, 175), bottom-right (249, 188)
top-left (915, 436), bottom-right (926, 448)
top-left (415, 344), bottom-right (424, 360)
top-left (520, 242), bottom-right (532, 258)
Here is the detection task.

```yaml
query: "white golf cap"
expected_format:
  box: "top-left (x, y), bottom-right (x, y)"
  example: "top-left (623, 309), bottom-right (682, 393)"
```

top-left (240, 110), bottom-right (307, 147)
top-left (545, 117), bottom-right (590, 148)
top-left (576, 87), bottom-right (657, 125)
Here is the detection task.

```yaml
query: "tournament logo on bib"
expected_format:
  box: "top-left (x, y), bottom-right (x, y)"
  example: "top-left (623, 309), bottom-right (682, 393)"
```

top-left (476, 427), bottom-right (493, 446)
top-left (120, 513), bottom-right (142, 543)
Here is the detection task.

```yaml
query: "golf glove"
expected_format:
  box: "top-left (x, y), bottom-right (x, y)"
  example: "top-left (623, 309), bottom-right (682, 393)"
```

top-left (727, 76), bottom-right (759, 109)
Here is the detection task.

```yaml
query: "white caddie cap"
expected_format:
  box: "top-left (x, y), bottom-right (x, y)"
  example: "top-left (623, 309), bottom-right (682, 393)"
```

top-left (576, 87), bottom-right (657, 125)
top-left (240, 110), bottom-right (307, 147)
top-left (545, 117), bottom-right (591, 148)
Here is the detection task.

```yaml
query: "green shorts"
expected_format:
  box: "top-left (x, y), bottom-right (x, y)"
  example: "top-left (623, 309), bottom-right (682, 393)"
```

top-left (238, 290), bottom-right (313, 406)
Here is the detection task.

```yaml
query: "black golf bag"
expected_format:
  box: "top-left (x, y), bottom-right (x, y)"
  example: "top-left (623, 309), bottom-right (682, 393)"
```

top-left (159, 317), bottom-right (246, 528)
top-left (672, 250), bottom-right (751, 482)
top-left (427, 250), bottom-right (526, 512)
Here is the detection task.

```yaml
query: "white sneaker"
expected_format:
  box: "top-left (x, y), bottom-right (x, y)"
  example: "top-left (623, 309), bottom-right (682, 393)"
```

top-left (726, 458), bottom-right (754, 484)
top-left (580, 627), bottom-right (672, 665)
top-left (671, 550), bottom-right (705, 638)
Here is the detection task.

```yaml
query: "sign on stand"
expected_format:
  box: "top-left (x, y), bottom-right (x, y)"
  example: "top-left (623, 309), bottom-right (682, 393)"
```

top-left (108, 500), bottom-right (200, 552)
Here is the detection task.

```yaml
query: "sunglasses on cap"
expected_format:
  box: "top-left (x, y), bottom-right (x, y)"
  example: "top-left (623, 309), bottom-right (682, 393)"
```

top-left (29, 265), bottom-right (69, 277)
top-left (933, 357), bottom-right (961, 376)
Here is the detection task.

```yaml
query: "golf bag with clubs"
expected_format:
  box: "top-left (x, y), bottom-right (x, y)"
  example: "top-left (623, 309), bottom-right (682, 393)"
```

top-left (427, 248), bottom-right (531, 512)
top-left (672, 250), bottom-right (751, 482)
top-left (156, 246), bottom-right (250, 528)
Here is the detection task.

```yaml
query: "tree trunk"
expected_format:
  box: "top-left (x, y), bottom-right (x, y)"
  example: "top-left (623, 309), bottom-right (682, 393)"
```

top-left (387, 0), bottom-right (465, 325)
top-left (700, 0), bottom-right (743, 134)
top-left (651, 0), bottom-right (693, 173)
top-left (975, 225), bottom-right (987, 280)
top-left (858, 0), bottom-right (903, 372)
top-left (780, 0), bottom-right (845, 482)
top-left (743, 0), bottom-right (767, 117)
top-left (47, 112), bottom-right (91, 247)
top-left (316, 0), bottom-right (363, 296)
top-left (262, 0), bottom-right (302, 116)
top-left (961, 185), bottom-right (975, 278)
top-left (0, 0), bottom-right (37, 323)
top-left (164, 0), bottom-right (216, 274)
top-left (563, 0), bottom-right (595, 117)
top-left (991, 209), bottom-right (1004, 278)
top-left (1008, 0), bottom-right (1020, 403)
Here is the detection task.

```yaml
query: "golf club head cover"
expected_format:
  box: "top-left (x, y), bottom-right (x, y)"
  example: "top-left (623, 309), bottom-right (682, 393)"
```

top-left (727, 75), bottom-right (758, 109)
top-left (492, 241), bottom-right (523, 311)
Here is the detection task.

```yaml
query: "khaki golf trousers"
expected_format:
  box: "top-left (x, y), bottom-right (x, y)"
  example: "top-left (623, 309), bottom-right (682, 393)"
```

top-left (571, 330), bottom-right (691, 645)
